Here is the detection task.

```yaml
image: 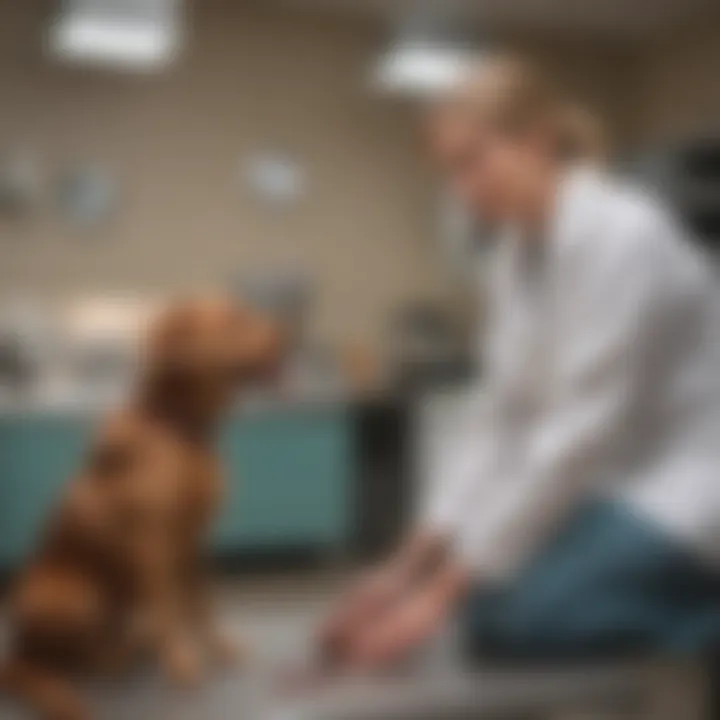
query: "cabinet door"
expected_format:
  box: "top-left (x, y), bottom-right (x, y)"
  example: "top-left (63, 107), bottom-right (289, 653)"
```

top-left (213, 407), bottom-right (354, 552)
top-left (0, 416), bottom-right (92, 567)
top-left (0, 407), bottom-right (354, 567)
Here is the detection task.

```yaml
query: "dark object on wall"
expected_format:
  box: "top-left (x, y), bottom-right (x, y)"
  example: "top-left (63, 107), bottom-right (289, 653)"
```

top-left (681, 140), bottom-right (720, 181)
top-left (630, 137), bottom-right (720, 249)
top-left (675, 139), bottom-right (720, 248)
top-left (688, 208), bottom-right (720, 241)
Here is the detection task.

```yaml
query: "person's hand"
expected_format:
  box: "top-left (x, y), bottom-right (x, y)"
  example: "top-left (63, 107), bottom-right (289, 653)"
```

top-left (318, 564), bottom-right (405, 665)
top-left (344, 589), bottom-right (447, 670)
top-left (317, 532), bottom-right (456, 669)
top-left (343, 561), bottom-right (470, 672)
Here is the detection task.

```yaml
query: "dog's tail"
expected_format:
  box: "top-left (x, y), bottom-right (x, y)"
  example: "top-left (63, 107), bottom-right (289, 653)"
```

top-left (0, 657), bottom-right (88, 720)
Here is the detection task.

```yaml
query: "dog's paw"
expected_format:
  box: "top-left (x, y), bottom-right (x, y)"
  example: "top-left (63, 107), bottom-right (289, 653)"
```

top-left (163, 641), bottom-right (204, 688)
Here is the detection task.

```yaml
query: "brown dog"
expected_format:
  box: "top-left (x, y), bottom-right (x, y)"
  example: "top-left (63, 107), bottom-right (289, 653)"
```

top-left (0, 297), bottom-right (282, 720)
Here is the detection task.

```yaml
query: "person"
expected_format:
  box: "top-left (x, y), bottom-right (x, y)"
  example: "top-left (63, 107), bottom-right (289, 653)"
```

top-left (319, 55), bottom-right (720, 670)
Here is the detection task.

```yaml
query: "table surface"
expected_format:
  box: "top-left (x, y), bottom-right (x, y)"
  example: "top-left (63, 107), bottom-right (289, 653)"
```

top-left (0, 576), bottom-right (666, 720)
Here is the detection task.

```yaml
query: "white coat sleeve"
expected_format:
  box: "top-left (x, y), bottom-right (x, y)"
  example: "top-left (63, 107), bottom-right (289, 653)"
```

top-left (421, 380), bottom-right (508, 535)
top-left (455, 214), bottom-right (690, 580)
top-left (420, 255), bottom-right (516, 537)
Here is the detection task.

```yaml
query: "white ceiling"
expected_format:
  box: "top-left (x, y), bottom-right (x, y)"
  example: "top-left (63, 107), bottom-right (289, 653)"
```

top-left (273, 0), bottom-right (717, 39)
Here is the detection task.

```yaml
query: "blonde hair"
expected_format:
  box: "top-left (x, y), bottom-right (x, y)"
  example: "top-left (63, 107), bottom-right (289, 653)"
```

top-left (437, 55), bottom-right (607, 164)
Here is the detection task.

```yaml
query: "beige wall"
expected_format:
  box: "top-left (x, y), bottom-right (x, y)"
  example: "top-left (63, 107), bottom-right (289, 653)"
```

top-left (0, 1), bottom-right (637, 347)
top-left (633, 19), bottom-right (720, 143)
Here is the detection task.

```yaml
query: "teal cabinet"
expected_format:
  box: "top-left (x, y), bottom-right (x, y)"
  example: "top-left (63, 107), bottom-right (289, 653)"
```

top-left (214, 406), bottom-right (354, 551)
top-left (0, 415), bottom-right (94, 567)
top-left (0, 405), bottom-right (354, 570)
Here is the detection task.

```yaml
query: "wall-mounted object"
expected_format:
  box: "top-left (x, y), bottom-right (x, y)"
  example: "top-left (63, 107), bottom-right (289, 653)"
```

top-left (57, 165), bottom-right (119, 229)
top-left (628, 135), bottom-right (720, 250)
top-left (243, 154), bottom-right (306, 209)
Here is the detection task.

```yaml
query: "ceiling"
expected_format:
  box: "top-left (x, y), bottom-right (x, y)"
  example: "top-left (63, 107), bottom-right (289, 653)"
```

top-left (272, 0), bottom-right (718, 39)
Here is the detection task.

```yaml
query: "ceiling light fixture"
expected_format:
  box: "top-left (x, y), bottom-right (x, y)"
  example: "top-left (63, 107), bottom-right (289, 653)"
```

top-left (374, 42), bottom-right (479, 97)
top-left (49, 0), bottom-right (182, 72)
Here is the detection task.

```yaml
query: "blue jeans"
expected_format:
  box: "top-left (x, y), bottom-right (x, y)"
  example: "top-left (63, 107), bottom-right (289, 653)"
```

top-left (463, 501), bottom-right (720, 663)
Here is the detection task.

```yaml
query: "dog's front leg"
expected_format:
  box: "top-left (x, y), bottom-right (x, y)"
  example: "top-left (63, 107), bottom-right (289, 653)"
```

top-left (136, 541), bottom-right (204, 687)
top-left (184, 553), bottom-right (245, 667)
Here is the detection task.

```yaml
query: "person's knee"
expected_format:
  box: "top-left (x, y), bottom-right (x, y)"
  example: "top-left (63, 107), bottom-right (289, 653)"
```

top-left (462, 586), bottom-right (582, 662)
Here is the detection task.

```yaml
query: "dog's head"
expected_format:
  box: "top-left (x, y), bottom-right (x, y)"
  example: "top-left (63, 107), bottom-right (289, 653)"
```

top-left (141, 297), bottom-right (283, 424)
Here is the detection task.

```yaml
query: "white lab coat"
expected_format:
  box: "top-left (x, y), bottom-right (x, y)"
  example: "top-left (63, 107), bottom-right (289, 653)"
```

top-left (426, 167), bottom-right (720, 581)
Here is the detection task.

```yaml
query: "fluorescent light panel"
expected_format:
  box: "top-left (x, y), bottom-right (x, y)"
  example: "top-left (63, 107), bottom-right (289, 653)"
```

top-left (49, 1), bottom-right (181, 71)
top-left (374, 43), bottom-right (478, 97)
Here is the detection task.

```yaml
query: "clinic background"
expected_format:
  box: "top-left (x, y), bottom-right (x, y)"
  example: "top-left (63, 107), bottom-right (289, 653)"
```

top-left (0, 0), bottom-right (719, 656)
top-left (0, 1), bottom-right (718, 718)
top-left (0, 0), bottom-right (719, 573)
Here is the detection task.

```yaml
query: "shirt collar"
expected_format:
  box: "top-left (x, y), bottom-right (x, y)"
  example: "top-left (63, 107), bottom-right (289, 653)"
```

top-left (495, 164), bottom-right (605, 277)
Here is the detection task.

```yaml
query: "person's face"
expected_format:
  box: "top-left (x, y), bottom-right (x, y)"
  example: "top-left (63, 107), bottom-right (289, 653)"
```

top-left (429, 109), bottom-right (546, 227)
